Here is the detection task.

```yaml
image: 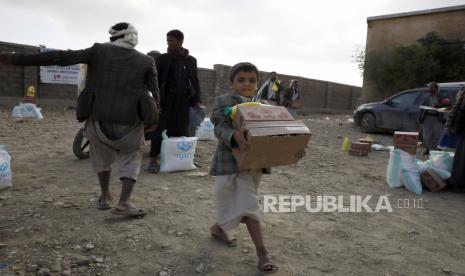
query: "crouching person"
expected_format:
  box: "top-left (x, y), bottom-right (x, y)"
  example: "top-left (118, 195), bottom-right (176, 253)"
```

top-left (209, 62), bottom-right (279, 273)
top-left (0, 22), bottom-right (159, 217)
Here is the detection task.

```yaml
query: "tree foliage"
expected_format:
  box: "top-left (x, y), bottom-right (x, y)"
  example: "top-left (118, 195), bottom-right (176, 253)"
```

top-left (357, 32), bottom-right (465, 98)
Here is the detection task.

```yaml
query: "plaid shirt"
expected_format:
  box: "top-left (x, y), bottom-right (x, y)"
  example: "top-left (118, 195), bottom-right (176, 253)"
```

top-left (209, 93), bottom-right (245, 176)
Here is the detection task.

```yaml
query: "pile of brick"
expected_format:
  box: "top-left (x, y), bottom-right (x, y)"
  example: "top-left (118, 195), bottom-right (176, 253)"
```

top-left (348, 138), bottom-right (372, 157)
top-left (393, 131), bottom-right (418, 155)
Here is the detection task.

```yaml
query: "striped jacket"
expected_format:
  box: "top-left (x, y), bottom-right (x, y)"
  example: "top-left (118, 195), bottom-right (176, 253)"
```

top-left (209, 93), bottom-right (244, 176)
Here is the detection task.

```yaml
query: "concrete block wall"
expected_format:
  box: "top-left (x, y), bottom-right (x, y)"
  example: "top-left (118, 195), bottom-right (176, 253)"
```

top-left (1, 41), bottom-right (361, 112)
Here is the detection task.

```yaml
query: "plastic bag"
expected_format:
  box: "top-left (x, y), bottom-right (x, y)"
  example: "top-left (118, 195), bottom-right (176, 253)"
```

top-left (429, 151), bottom-right (454, 173)
top-left (416, 159), bottom-right (432, 173)
top-left (0, 145), bottom-right (12, 190)
top-left (386, 148), bottom-right (417, 189)
top-left (160, 130), bottom-right (198, 172)
top-left (400, 167), bottom-right (422, 195)
top-left (195, 118), bottom-right (216, 140)
top-left (12, 103), bottom-right (43, 119)
top-left (188, 106), bottom-right (206, 136)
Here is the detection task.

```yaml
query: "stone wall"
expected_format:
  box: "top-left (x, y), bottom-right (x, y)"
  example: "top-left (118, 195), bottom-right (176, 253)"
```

top-left (0, 41), bottom-right (361, 112)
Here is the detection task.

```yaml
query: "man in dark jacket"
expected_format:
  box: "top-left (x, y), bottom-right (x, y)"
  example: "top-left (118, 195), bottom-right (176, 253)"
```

top-left (148, 29), bottom-right (201, 172)
top-left (0, 22), bottom-right (159, 217)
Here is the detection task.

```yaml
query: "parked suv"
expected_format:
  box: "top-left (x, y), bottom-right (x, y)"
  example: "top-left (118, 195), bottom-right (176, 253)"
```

top-left (354, 83), bottom-right (464, 133)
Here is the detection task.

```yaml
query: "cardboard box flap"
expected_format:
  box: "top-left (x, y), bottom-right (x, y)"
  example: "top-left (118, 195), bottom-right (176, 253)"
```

top-left (237, 105), bottom-right (294, 121)
top-left (244, 120), bottom-right (311, 137)
top-left (249, 126), bottom-right (311, 136)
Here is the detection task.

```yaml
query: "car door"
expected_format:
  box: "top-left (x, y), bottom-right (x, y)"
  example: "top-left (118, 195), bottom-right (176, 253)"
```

top-left (379, 91), bottom-right (419, 131)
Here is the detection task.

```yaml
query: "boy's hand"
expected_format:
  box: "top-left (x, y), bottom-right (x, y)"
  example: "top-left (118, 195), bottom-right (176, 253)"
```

top-left (145, 124), bottom-right (157, 133)
top-left (296, 147), bottom-right (308, 159)
top-left (234, 128), bottom-right (250, 151)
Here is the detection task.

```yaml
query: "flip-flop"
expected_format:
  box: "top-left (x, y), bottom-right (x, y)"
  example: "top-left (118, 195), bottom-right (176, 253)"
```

top-left (147, 163), bottom-right (159, 173)
top-left (257, 261), bottom-right (279, 274)
top-left (111, 206), bottom-right (146, 217)
top-left (210, 232), bottom-right (237, 247)
top-left (96, 198), bottom-right (111, 210)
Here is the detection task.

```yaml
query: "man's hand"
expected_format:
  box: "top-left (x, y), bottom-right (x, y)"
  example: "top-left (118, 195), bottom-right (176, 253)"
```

top-left (234, 128), bottom-right (250, 151)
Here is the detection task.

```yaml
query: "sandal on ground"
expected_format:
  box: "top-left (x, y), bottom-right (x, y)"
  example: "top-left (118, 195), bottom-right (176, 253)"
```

top-left (96, 198), bottom-right (111, 210)
top-left (258, 257), bottom-right (279, 274)
top-left (147, 162), bottom-right (159, 173)
top-left (210, 231), bottom-right (237, 247)
top-left (110, 206), bottom-right (146, 217)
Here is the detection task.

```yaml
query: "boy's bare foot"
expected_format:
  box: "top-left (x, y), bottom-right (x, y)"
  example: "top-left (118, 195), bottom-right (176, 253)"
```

top-left (257, 254), bottom-right (279, 273)
top-left (210, 224), bottom-right (237, 247)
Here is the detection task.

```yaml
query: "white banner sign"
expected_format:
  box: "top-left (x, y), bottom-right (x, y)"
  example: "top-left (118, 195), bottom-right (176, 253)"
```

top-left (39, 47), bottom-right (80, 85)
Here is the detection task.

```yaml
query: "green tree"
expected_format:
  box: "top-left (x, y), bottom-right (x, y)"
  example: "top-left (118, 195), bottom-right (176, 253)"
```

top-left (357, 32), bottom-right (465, 98)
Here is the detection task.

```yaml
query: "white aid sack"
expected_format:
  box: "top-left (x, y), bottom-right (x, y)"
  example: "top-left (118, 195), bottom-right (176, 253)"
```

top-left (160, 130), bottom-right (198, 172)
top-left (0, 145), bottom-right (12, 190)
top-left (12, 103), bottom-right (43, 119)
top-left (386, 148), bottom-right (416, 189)
top-left (195, 118), bottom-right (216, 140)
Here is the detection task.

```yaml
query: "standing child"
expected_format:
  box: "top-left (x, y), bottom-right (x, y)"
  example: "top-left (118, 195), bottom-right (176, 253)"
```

top-left (209, 62), bottom-right (279, 273)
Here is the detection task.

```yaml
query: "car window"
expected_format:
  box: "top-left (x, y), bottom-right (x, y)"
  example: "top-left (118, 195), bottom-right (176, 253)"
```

top-left (414, 90), bottom-right (429, 105)
top-left (390, 91), bottom-right (418, 107)
top-left (440, 87), bottom-right (460, 105)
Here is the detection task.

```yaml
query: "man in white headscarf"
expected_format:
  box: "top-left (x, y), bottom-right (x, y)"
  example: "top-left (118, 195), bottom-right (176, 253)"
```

top-left (0, 22), bottom-right (159, 217)
top-left (256, 71), bottom-right (284, 105)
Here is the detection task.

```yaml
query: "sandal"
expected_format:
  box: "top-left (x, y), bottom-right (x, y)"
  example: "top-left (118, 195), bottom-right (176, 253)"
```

top-left (258, 258), bottom-right (279, 274)
top-left (147, 160), bottom-right (159, 173)
top-left (96, 198), bottom-right (111, 210)
top-left (210, 231), bottom-right (237, 247)
top-left (110, 206), bottom-right (146, 217)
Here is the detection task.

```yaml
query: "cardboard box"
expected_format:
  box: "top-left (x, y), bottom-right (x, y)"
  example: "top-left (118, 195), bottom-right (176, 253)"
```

top-left (393, 131), bottom-right (419, 145)
top-left (420, 169), bottom-right (447, 192)
top-left (233, 104), bottom-right (294, 129)
top-left (348, 149), bottom-right (368, 157)
top-left (350, 142), bottom-right (371, 152)
top-left (394, 143), bottom-right (417, 155)
top-left (232, 105), bottom-right (311, 170)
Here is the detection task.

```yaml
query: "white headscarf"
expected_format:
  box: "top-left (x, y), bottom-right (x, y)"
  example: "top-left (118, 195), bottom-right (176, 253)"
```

top-left (108, 23), bottom-right (138, 48)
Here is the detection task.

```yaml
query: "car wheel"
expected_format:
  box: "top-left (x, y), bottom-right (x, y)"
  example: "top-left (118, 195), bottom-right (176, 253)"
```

top-left (360, 113), bottom-right (376, 133)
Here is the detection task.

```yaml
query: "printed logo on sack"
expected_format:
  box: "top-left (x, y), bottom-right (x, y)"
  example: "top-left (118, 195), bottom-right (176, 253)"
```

top-left (204, 121), bottom-right (214, 129)
top-left (0, 162), bottom-right (8, 172)
top-left (177, 141), bottom-right (193, 152)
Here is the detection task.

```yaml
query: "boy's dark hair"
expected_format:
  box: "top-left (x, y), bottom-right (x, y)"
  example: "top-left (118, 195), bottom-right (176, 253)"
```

top-left (167, 29), bottom-right (184, 41)
top-left (229, 62), bottom-right (259, 82)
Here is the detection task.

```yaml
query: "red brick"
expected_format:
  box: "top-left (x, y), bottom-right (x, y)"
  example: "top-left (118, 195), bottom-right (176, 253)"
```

top-left (393, 131), bottom-right (419, 145)
top-left (358, 139), bottom-right (372, 147)
top-left (394, 143), bottom-right (417, 155)
top-left (350, 142), bottom-right (371, 152)
top-left (349, 149), bottom-right (369, 156)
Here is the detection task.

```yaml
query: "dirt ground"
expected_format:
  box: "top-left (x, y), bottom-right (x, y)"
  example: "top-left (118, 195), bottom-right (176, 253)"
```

top-left (0, 108), bottom-right (465, 276)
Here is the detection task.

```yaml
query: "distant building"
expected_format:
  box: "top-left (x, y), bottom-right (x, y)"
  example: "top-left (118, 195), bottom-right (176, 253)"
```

top-left (362, 5), bottom-right (465, 101)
